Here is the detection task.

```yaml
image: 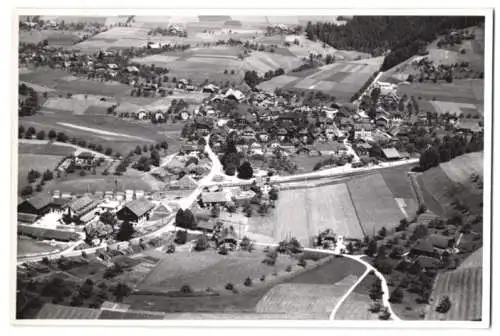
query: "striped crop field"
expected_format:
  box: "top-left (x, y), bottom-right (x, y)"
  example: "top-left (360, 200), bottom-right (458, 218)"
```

top-left (425, 267), bottom-right (482, 321)
top-left (256, 275), bottom-right (359, 314)
top-left (347, 173), bottom-right (404, 235)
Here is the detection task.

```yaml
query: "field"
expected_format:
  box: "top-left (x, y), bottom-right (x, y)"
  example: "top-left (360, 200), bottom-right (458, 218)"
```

top-left (138, 250), bottom-right (296, 292)
top-left (19, 69), bottom-right (132, 97)
top-left (256, 57), bottom-right (384, 103)
top-left (459, 247), bottom-right (483, 269)
top-left (18, 142), bottom-right (76, 156)
top-left (255, 277), bottom-right (358, 314)
top-left (347, 173), bottom-right (405, 235)
top-left (18, 154), bottom-right (64, 189)
top-left (397, 79), bottom-right (483, 107)
top-left (19, 112), bottom-right (184, 154)
top-left (425, 267), bottom-right (482, 321)
top-left (130, 47), bottom-right (303, 84)
top-left (381, 164), bottom-right (419, 218)
top-left (440, 152), bottom-right (484, 183)
top-left (19, 29), bottom-right (83, 47)
top-left (17, 237), bottom-right (59, 256)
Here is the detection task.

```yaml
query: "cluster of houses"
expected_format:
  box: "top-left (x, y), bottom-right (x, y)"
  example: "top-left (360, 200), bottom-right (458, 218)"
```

top-left (17, 191), bottom-right (166, 244)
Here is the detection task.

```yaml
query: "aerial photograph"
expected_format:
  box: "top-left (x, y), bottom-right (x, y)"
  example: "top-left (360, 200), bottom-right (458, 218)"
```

top-left (14, 13), bottom-right (488, 323)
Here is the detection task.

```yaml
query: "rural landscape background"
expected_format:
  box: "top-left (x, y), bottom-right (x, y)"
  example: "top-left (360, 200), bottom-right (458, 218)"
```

top-left (15, 14), bottom-right (487, 323)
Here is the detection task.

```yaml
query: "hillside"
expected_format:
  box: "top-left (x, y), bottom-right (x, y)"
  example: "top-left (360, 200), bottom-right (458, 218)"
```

top-left (304, 16), bottom-right (484, 71)
top-left (417, 152), bottom-right (484, 218)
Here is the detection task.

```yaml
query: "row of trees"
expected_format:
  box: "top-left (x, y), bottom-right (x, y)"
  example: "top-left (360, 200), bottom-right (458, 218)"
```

top-left (243, 68), bottom-right (285, 88)
top-left (418, 133), bottom-right (483, 171)
top-left (19, 83), bottom-right (40, 116)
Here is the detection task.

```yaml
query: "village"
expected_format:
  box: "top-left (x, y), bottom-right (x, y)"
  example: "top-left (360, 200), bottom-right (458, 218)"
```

top-left (15, 14), bottom-right (486, 323)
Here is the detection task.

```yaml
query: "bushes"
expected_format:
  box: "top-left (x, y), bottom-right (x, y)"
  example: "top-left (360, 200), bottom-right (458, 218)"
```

top-left (285, 265), bottom-right (293, 272)
top-left (436, 296), bottom-right (452, 314)
top-left (389, 287), bottom-right (404, 303)
top-left (298, 257), bottom-right (307, 268)
top-left (262, 249), bottom-right (278, 266)
top-left (174, 230), bottom-right (188, 244)
top-left (194, 235), bottom-right (210, 251)
top-left (225, 283), bottom-right (234, 291)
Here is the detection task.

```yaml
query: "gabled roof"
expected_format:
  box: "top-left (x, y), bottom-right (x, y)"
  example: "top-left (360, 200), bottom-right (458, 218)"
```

top-left (68, 195), bottom-right (94, 212)
top-left (427, 234), bottom-right (454, 249)
top-left (174, 175), bottom-right (198, 189)
top-left (381, 147), bottom-right (401, 159)
top-left (201, 190), bottom-right (232, 203)
top-left (414, 255), bottom-right (441, 268)
top-left (412, 239), bottom-right (435, 254)
top-left (18, 213), bottom-right (39, 224)
top-left (121, 199), bottom-right (155, 218)
top-left (20, 194), bottom-right (53, 210)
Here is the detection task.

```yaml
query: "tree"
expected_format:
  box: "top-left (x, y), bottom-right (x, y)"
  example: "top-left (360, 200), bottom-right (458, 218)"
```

top-left (36, 130), bottom-right (45, 140)
top-left (99, 211), bottom-right (117, 226)
top-left (174, 230), bottom-right (188, 244)
top-left (105, 147), bottom-right (113, 156)
top-left (436, 296), bottom-right (452, 314)
top-left (365, 239), bottom-right (378, 257)
top-left (42, 169), bottom-right (53, 181)
top-left (369, 279), bottom-right (384, 301)
top-left (369, 143), bottom-right (383, 158)
top-left (27, 169), bottom-right (41, 183)
top-left (56, 132), bottom-right (68, 142)
top-left (112, 283), bottom-right (131, 302)
top-left (194, 234), bottom-right (210, 251)
top-left (21, 185), bottom-right (33, 197)
top-left (377, 227), bottom-right (387, 240)
top-left (419, 147), bottom-right (440, 171)
top-left (389, 287), bottom-right (404, 303)
top-left (237, 161), bottom-right (254, 179)
top-left (134, 145), bottom-right (142, 155)
top-left (116, 221), bottom-right (135, 241)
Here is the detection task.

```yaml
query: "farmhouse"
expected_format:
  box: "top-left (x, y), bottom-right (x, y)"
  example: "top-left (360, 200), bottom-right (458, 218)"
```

top-left (17, 195), bottom-right (61, 219)
top-left (63, 195), bottom-right (100, 225)
top-left (74, 152), bottom-right (96, 169)
top-left (116, 199), bottom-right (155, 226)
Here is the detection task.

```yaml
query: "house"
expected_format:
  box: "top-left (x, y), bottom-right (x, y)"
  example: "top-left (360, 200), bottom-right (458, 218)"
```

top-left (413, 255), bottom-right (441, 273)
top-left (375, 116), bottom-right (389, 128)
top-left (201, 190), bottom-right (232, 206)
top-left (427, 234), bottom-right (455, 251)
top-left (17, 195), bottom-right (60, 218)
top-left (381, 147), bottom-right (401, 161)
top-left (136, 109), bottom-right (149, 120)
top-left (202, 84), bottom-right (219, 93)
top-left (126, 66), bottom-right (139, 74)
top-left (356, 142), bottom-right (372, 156)
top-left (63, 195), bottom-right (100, 225)
top-left (277, 128), bottom-right (288, 142)
top-left (74, 152), bottom-right (96, 169)
top-left (224, 89), bottom-right (245, 102)
top-left (116, 199), bottom-right (155, 226)
top-left (99, 200), bottom-right (121, 213)
top-left (354, 123), bottom-right (373, 139)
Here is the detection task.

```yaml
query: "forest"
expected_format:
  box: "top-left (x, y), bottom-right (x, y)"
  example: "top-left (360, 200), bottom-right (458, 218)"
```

top-left (305, 16), bottom-right (484, 71)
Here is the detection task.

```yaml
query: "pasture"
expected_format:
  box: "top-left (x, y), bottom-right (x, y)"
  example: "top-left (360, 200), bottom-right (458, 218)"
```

top-left (334, 292), bottom-right (377, 320)
top-left (425, 267), bottom-right (482, 321)
top-left (19, 29), bottom-right (82, 47)
top-left (20, 69), bottom-right (131, 97)
top-left (19, 112), bottom-right (184, 154)
top-left (255, 275), bottom-right (359, 314)
top-left (257, 57), bottom-right (384, 102)
top-left (459, 247), bottom-right (483, 270)
top-left (418, 156), bottom-right (483, 217)
top-left (17, 237), bottom-right (59, 256)
top-left (347, 173), bottom-right (404, 235)
top-left (397, 79), bottom-right (484, 105)
top-left (138, 250), bottom-right (296, 293)
top-left (18, 142), bottom-right (76, 156)
top-left (18, 154), bottom-right (64, 189)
